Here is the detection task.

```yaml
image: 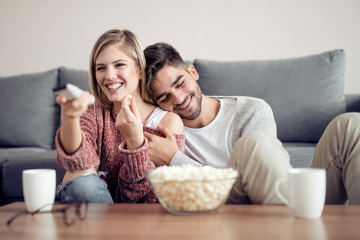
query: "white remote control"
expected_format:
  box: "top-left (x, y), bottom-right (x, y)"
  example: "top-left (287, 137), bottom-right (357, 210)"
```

top-left (53, 83), bottom-right (95, 104)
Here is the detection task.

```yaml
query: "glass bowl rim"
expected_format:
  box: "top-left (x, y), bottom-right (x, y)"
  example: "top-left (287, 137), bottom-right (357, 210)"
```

top-left (146, 170), bottom-right (239, 184)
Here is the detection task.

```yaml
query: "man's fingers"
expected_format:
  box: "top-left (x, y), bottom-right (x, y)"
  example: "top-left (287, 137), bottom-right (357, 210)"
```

top-left (144, 131), bottom-right (155, 141)
top-left (157, 124), bottom-right (174, 139)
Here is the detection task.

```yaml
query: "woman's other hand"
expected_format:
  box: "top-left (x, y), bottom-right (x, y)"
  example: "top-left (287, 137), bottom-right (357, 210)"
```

top-left (116, 95), bottom-right (144, 150)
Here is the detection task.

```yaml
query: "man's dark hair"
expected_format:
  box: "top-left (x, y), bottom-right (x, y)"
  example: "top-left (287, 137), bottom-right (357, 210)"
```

top-left (144, 42), bottom-right (187, 102)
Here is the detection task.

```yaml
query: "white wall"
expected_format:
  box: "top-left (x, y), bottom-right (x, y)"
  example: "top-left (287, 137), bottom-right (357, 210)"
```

top-left (1, 0), bottom-right (359, 93)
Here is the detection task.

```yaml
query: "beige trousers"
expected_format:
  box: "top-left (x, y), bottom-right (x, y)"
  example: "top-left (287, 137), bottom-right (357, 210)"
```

top-left (227, 113), bottom-right (360, 205)
top-left (227, 131), bottom-right (292, 204)
top-left (310, 112), bottom-right (360, 204)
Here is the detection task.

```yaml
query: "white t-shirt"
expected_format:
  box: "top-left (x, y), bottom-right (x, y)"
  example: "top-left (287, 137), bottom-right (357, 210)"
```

top-left (145, 107), bottom-right (167, 129)
top-left (184, 98), bottom-right (237, 168)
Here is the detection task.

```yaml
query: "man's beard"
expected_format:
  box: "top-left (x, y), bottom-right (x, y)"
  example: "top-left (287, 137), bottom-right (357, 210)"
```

top-left (177, 85), bottom-right (202, 120)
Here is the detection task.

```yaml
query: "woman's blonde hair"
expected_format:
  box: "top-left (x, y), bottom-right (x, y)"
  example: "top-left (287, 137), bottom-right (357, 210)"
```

top-left (89, 29), bottom-right (151, 108)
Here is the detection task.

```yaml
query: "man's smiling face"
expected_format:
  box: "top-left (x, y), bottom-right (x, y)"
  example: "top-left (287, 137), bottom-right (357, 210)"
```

top-left (150, 64), bottom-right (203, 120)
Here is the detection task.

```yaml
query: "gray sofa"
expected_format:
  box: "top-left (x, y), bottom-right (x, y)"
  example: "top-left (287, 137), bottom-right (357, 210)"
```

top-left (1, 49), bottom-right (359, 206)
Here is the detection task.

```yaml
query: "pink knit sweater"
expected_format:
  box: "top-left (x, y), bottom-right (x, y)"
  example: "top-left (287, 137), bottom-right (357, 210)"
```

top-left (56, 104), bottom-right (185, 203)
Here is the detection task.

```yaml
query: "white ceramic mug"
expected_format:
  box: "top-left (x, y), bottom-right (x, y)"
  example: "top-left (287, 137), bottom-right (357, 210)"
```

top-left (275, 168), bottom-right (326, 218)
top-left (22, 169), bottom-right (56, 213)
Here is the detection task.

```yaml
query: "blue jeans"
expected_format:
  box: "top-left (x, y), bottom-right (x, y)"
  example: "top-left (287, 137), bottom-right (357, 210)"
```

top-left (58, 173), bottom-right (114, 203)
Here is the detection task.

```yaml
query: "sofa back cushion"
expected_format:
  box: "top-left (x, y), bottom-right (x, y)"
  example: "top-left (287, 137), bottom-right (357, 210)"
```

top-left (0, 69), bottom-right (58, 149)
top-left (53, 67), bottom-right (90, 134)
top-left (194, 49), bottom-right (346, 142)
top-left (58, 67), bottom-right (91, 92)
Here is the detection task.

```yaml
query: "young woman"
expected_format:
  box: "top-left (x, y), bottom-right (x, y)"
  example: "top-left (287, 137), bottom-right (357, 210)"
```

top-left (55, 29), bottom-right (185, 203)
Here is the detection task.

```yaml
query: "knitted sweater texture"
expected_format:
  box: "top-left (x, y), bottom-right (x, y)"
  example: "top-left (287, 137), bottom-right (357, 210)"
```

top-left (56, 103), bottom-right (185, 203)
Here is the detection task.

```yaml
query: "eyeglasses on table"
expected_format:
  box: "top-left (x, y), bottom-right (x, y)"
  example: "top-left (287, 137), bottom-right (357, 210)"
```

top-left (6, 201), bottom-right (88, 226)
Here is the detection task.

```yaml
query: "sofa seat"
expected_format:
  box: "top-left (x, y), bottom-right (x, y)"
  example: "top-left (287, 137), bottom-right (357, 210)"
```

top-left (283, 143), bottom-right (317, 168)
top-left (0, 148), bottom-right (65, 205)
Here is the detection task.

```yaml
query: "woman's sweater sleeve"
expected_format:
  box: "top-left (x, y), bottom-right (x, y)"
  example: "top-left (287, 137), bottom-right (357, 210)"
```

top-left (116, 130), bottom-right (186, 203)
top-left (174, 133), bottom-right (185, 153)
top-left (55, 107), bottom-right (101, 172)
top-left (117, 138), bottom-right (157, 203)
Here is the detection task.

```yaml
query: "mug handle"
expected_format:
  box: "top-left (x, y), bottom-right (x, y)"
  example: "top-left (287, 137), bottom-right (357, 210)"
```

top-left (274, 178), bottom-right (292, 207)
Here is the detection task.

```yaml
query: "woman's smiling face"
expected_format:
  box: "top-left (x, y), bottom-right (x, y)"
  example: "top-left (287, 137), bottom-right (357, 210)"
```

top-left (95, 44), bottom-right (140, 104)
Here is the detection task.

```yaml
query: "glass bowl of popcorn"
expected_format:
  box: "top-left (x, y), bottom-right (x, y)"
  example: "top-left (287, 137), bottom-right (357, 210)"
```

top-left (147, 165), bottom-right (238, 215)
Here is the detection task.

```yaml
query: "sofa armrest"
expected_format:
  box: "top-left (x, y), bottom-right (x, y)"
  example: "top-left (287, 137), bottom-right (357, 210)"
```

top-left (345, 94), bottom-right (360, 112)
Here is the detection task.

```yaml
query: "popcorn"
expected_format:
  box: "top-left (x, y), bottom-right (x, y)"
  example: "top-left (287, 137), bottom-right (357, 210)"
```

top-left (128, 95), bottom-right (133, 105)
top-left (147, 165), bottom-right (238, 214)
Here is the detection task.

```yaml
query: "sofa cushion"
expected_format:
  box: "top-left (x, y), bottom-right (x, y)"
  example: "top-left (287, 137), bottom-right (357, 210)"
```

top-left (0, 69), bottom-right (58, 149)
top-left (194, 49), bottom-right (346, 142)
top-left (58, 67), bottom-right (90, 92)
top-left (345, 94), bottom-right (360, 112)
top-left (283, 143), bottom-right (316, 168)
top-left (1, 150), bottom-right (64, 203)
top-left (0, 147), bottom-right (47, 165)
top-left (53, 67), bottom-right (91, 136)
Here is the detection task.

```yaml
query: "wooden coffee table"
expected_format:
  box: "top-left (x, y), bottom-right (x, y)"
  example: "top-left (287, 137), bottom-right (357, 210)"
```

top-left (1, 202), bottom-right (359, 239)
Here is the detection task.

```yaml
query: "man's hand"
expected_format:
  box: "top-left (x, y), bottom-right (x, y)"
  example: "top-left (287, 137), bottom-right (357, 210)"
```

top-left (144, 125), bottom-right (179, 166)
